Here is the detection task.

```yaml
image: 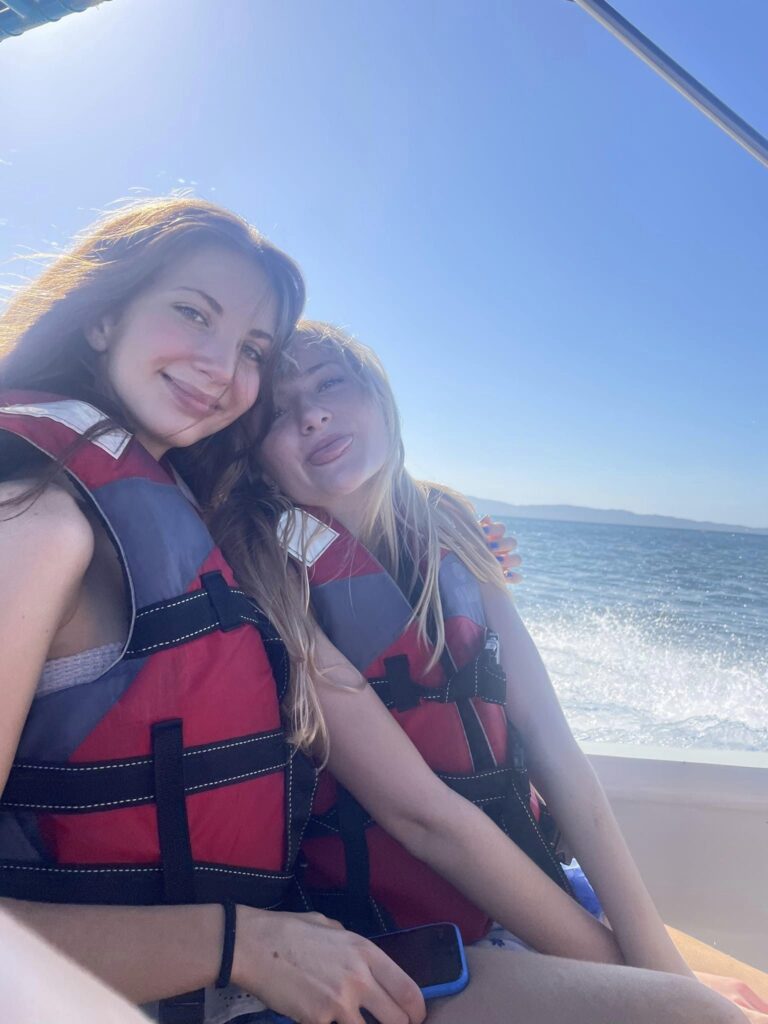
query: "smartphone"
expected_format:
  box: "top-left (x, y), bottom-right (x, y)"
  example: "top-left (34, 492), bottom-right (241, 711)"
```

top-left (369, 922), bottom-right (469, 1000)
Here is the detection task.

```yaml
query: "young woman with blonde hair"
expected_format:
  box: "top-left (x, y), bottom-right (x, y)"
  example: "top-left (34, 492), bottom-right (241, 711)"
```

top-left (209, 319), bottom-right (748, 1024)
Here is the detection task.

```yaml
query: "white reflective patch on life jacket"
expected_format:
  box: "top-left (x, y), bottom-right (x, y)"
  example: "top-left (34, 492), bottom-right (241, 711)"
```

top-left (0, 400), bottom-right (131, 459)
top-left (278, 508), bottom-right (339, 566)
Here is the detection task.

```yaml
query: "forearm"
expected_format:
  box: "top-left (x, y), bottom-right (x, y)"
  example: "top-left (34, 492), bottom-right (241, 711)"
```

top-left (0, 907), bottom-right (149, 1024)
top-left (398, 791), bottom-right (623, 964)
top-left (538, 762), bottom-right (693, 976)
top-left (1, 898), bottom-right (223, 1003)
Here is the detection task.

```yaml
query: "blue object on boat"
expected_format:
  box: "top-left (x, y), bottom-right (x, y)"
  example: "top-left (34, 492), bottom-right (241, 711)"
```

top-left (563, 860), bottom-right (604, 919)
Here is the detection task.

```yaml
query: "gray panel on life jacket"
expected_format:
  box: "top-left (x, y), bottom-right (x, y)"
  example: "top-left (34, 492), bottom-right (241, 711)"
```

top-left (15, 656), bottom-right (147, 762)
top-left (439, 553), bottom-right (486, 626)
top-left (95, 475), bottom-right (214, 609)
top-left (0, 812), bottom-right (47, 862)
top-left (15, 477), bottom-right (213, 762)
top-left (311, 572), bottom-right (414, 673)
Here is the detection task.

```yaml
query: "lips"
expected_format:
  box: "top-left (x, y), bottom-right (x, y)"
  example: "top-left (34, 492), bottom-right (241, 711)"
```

top-left (162, 373), bottom-right (221, 416)
top-left (307, 433), bottom-right (353, 466)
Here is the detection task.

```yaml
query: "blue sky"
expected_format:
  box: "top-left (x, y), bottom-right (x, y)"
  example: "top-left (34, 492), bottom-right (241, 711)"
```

top-left (1, 0), bottom-right (766, 527)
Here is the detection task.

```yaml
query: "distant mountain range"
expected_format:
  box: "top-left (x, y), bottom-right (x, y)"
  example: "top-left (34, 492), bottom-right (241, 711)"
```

top-left (466, 498), bottom-right (768, 536)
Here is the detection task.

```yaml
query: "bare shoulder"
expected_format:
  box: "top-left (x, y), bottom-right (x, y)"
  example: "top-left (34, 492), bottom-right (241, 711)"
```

top-left (0, 479), bottom-right (95, 572)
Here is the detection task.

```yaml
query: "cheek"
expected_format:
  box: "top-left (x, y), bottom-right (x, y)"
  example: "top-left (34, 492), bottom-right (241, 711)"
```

top-left (367, 409), bottom-right (391, 470)
top-left (233, 368), bottom-right (262, 412)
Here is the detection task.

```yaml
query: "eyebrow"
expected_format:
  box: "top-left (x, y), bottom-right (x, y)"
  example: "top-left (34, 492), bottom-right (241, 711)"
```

top-left (300, 360), bottom-right (336, 377)
top-left (176, 287), bottom-right (274, 343)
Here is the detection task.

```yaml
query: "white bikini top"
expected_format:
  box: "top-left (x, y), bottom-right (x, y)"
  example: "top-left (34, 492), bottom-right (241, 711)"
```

top-left (38, 643), bottom-right (123, 698)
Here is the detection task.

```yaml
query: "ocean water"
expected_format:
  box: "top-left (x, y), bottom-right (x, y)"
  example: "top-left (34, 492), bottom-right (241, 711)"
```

top-left (502, 518), bottom-right (768, 753)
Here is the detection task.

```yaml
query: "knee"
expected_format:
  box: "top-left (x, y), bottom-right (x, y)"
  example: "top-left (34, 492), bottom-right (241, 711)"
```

top-left (668, 976), bottom-right (747, 1024)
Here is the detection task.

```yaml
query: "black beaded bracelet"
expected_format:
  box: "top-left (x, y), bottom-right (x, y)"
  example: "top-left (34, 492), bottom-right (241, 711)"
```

top-left (216, 901), bottom-right (237, 989)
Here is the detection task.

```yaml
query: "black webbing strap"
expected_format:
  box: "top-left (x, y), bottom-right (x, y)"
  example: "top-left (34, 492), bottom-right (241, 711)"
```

top-left (335, 787), bottom-right (380, 935)
top-left (152, 720), bottom-right (204, 1024)
top-left (381, 655), bottom-right (420, 712)
top-left (0, 730), bottom-right (288, 812)
top-left (152, 720), bottom-right (195, 903)
top-left (283, 748), bottom-right (318, 873)
top-left (369, 647), bottom-right (506, 710)
top-left (0, 858), bottom-right (294, 906)
top-left (125, 571), bottom-right (259, 658)
top-left (455, 698), bottom-right (496, 774)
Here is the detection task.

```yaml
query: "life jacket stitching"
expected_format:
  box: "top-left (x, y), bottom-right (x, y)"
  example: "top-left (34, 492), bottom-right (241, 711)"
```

top-left (186, 761), bottom-right (289, 792)
top-left (506, 779), bottom-right (566, 880)
top-left (13, 730), bottom-right (285, 772)
top-left (439, 767), bottom-right (510, 782)
top-left (7, 761), bottom-right (289, 809)
top-left (370, 897), bottom-right (387, 931)
top-left (0, 864), bottom-right (159, 874)
top-left (129, 624), bottom-right (215, 653)
top-left (285, 754), bottom-right (295, 868)
top-left (294, 768), bottom-right (320, 852)
top-left (130, 616), bottom-right (277, 653)
top-left (134, 589), bottom-right (249, 619)
top-left (0, 862), bottom-right (294, 881)
top-left (307, 816), bottom-right (340, 835)
top-left (197, 865), bottom-right (293, 880)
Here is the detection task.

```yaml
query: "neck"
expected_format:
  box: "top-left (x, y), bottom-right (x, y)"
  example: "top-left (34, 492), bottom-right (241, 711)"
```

top-left (321, 495), bottom-right (366, 537)
top-left (317, 482), bottom-right (376, 538)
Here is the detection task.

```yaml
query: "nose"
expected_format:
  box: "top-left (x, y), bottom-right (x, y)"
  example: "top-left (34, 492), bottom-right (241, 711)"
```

top-left (195, 337), bottom-right (241, 388)
top-left (299, 397), bottom-right (331, 434)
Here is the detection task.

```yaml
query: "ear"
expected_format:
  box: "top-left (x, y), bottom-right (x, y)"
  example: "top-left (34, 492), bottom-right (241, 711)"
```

top-left (84, 315), bottom-right (116, 353)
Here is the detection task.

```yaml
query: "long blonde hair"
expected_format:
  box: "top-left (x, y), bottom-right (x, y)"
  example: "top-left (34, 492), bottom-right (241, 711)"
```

top-left (225, 321), bottom-right (508, 729)
top-left (0, 197), bottom-right (330, 756)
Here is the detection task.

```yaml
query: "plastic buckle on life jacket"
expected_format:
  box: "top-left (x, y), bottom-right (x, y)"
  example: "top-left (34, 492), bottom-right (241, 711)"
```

top-left (484, 631), bottom-right (500, 665)
top-left (382, 655), bottom-right (421, 713)
top-left (201, 571), bottom-right (243, 632)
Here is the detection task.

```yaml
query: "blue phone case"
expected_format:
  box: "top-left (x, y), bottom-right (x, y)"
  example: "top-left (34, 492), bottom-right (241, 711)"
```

top-left (419, 923), bottom-right (469, 1000)
top-left (371, 922), bottom-right (470, 1001)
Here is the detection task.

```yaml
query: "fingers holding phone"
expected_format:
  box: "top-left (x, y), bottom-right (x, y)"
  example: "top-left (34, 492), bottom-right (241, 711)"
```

top-left (234, 908), bottom-right (426, 1024)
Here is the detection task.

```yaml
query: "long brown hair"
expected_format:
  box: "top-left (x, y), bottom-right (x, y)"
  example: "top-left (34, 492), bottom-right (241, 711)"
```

top-left (0, 197), bottom-right (330, 753)
top-left (0, 196), bottom-right (305, 506)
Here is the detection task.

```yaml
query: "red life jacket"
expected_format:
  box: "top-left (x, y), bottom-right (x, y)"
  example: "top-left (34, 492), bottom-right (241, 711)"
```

top-left (288, 510), bottom-right (571, 943)
top-left (0, 394), bottom-right (316, 1020)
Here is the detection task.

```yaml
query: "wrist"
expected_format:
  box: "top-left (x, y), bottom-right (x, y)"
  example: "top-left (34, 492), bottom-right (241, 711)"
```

top-left (230, 905), bottom-right (275, 992)
top-left (215, 903), bottom-right (237, 989)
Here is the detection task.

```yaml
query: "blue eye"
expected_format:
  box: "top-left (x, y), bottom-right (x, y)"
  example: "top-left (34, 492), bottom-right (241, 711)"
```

top-left (318, 376), bottom-right (345, 392)
top-left (242, 344), bottom-right (266, 365)
top-left (174, 304), bottom-right (209, 327)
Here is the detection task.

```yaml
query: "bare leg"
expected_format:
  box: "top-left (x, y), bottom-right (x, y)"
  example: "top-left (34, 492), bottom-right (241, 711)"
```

top-left (668, 926), bottom-right (768, 1003)
top-left (427, 948), bottom-right (748, 1024)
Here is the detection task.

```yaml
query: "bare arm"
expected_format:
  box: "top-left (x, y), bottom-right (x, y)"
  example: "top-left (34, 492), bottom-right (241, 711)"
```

top-left (313, 628), bottom-right (623, 964)
top-left (0, 484), bottom-right (424, 1024)
top-left (480, 581), bottom-right (692, 976)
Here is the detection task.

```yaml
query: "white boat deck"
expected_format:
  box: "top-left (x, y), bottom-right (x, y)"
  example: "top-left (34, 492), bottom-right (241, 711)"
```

top-left (585, 742), bottom-right (768, 970)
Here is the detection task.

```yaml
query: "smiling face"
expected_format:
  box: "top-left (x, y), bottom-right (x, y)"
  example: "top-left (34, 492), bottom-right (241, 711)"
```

top-left (259, 341), bottom-right (391, 528)
top-left (87, 244), bottom-right (278, 459)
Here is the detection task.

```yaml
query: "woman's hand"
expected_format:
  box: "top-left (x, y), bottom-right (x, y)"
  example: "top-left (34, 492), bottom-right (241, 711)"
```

top-left (234, 908), bottom-right (426, 1024)
top-left (479, 515), bottom-right (522, 582)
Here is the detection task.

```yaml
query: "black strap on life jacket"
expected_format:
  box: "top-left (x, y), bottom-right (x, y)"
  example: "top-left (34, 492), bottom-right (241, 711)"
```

top-left (303, 651), bottom-right (572, 931)
top-left (126, 571), bottom-right (278, 661)
top-left (303, 548), bottom-right (571, 932)
top-left (0, 572), bottom-right (311, 1024)
top-left (152, 719), bottom-right (204, 1024)
top-left (368, 643), bottom-right (506, 711)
